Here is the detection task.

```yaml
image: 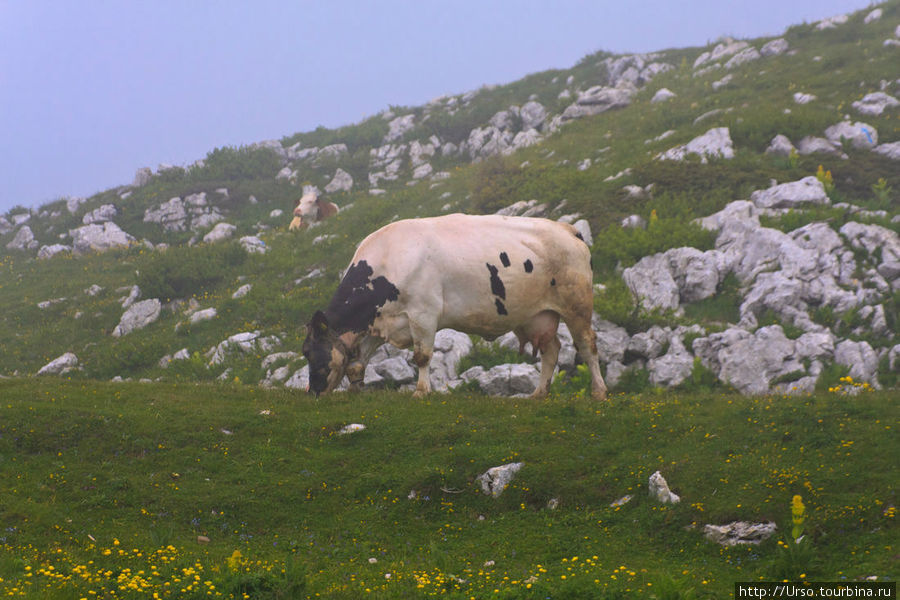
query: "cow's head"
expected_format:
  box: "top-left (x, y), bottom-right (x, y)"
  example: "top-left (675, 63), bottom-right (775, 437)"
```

top-left (302, 310), bottom-right (348, 396)
top-left (293, 191), bottom-right (319, 221)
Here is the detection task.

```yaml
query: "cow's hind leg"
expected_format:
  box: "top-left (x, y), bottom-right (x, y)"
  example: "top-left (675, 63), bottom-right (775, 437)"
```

top-left (516, 310), bottom-right (561, 399)
top-left (566, 314), bottom-right (608, 400)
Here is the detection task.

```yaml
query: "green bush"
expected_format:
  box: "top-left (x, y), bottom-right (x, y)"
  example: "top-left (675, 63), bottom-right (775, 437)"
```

top-left (136, 242), bottom-right (247, 302)
top-left (591, 213), bottom-right (716, 276)
top-left (194, 145), bottom-right (283, 181)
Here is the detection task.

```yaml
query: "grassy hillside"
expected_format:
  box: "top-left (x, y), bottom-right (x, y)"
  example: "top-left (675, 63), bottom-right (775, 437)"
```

top-left (1, 3), bottom-right (898, 386)
top-left (1, 380), bottom-right (896, 598)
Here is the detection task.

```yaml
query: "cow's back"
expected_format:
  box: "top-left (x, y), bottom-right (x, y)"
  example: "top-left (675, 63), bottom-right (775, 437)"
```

top-left (351, 214), bottom-right (592, 337)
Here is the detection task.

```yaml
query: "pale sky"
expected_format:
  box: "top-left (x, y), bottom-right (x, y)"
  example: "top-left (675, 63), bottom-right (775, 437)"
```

top-left (0, 0), bottom-right (879, 213)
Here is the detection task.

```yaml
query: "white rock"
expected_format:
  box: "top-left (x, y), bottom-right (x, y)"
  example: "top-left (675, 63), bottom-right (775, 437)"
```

top-left (621, 214), bottom-right (646, 229)
top-left (232, 284), bottom-right (252, 299)
top-left (750, 177), bottom-right (829, 209)
top-left (704, 522), bottom-right (777, 546)
top-left (203, 222), bottom-right (237, 243)
top-left (796, 136), bottom-right (840, 156)
top-left (864, 8), bottom-right (882, 23)
top-left (793, 92), bottom-right (817, 105)
top-left (651, 88), bottom-right (676, 103)
top-left (325, 168), bottom-right (354, 193)
top-left (765, 134), bottom-right (795, 157)
top-left (573, 219), bottom-right (592, 247)
top-left (6, 226), bottom-right (37, 251)
top-left (385, 114), bottom-right (415, 142)
top-left (834, 340), bottom-right (880, 387)
top-left (824, 121), bottom-right (878, 150)
top-left (284, 365), bottom-right (310, 390)
top-left (658, 127), bottom-right (734, 162)
top-left (70, 222), bottom-right (136, 254)
top-left (112, 299), bottom-right (161, 337)
top-left (760, 38), bottom-right (789, 56)
top-left (852, 92), bottom-right (899, 116)
top-left (239, 236), bottom-right (267, 254)
top-left (37, 352), bottom-right (79, 375)
top-left (412, 163), bottom-right (433, 180)
top-left (460, 363), bottom-right (541, 396)
top-left (520, 101), bottom-right (547, 130)
top-left (873, 141), bottom-right (900, 160)
top-left (189, 308), bottom-right (217, 324)
top-left (724, 47), bottom-right (760, 69)
top-left (133, 167), bottom-right (153, 187)
top-left (816, 14), bottom-right (848, 30)
top-left (37, 244), bottom-right (72, 259)
top-left (477, 462), bottom-right (524, 497)
top-left (648, 471), bottom-right (680, 504)
top-left (82, 204), bottom-right (118, 224)
top-left (648, 337), bottom-right (694, 388)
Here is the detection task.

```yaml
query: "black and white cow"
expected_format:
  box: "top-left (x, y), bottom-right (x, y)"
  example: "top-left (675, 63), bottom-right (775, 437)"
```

top-left (302, 214), bottom-right (608, 399)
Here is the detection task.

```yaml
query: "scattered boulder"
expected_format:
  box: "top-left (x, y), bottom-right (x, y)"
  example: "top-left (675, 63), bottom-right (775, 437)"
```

top-left (239, 236), bottom-right (267, 254)
top-left (704, 522), bottom-right (777, 546)
top-left (37, 352), bottom-right (79, 376)
top-left (724, 47), bottom-right (760, 69)
top-left (82, 204), bottom-right (118, 224)
top-left (203, 222), bottom-right (236, 243)
top-left (38, 244), bottom-right (71, 259)
top-left (852, 92), bottom-right (899, 116)
top-left (760, 38), bottom-right (789, 56)
top-left (765, 134), bottom-right (795, 157)
top-left (189, 307), bottom-right (217, 324)
top-left (133, 167), bottom-right (153, 187)
top-left (648, 471), bottom-right (680, 504)
top-left (796, 136), bottom-right (840, 156)
top-left (6, 226), bottom-right (37, 251)
top-left (816, 14), bottom-right (848, 30)
top-left (232, 284), bottom-right (252, 299)
top-left (112, 299), bottom-right (161, 337)
top-left (658, 127), bottom-right (734, 162)
top-left (749, 176), bottom-right (829, 209)
top-left (460, 363), bottom-right (540, 396)
top-left (824, 121), bottom-right (878, 150)
top-left (560, 84), bottom-right (635, 122)
top-left (793, 92), bottom-right (817, 105)
top-left (207, 331), bottom-right (281, 365)
top-left (873, 141), bottom-right (900, 160)
top-left (651, 88), bottom-right (676, 103)
top-left (325, 168), bottom-right (354, 193)
top-left (385, 114), bottom-right (416, 142)
top-left (477, 462), bottom-right (524, 498)
top-left (70, 222), bottom-right (136, 254)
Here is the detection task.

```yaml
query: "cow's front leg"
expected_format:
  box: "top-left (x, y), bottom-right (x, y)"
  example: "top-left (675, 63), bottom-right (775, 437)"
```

top-left (408, 321), bottom-right (436, 398)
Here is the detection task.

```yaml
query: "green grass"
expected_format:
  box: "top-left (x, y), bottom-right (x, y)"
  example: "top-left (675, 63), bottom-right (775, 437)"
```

top-left (0, 379), bottom-right (896, 598)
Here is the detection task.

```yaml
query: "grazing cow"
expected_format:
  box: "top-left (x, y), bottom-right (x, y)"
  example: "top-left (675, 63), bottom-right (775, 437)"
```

top-left (302, 214), bottom-right (608, 400)
top-left (289, 191), bottom-right (339, 231)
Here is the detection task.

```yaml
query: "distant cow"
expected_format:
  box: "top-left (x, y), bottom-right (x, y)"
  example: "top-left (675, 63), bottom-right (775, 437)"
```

top-left (289, 191), bottom-right (339, 231)
top-left (302, 214), bottom-right (608, 400)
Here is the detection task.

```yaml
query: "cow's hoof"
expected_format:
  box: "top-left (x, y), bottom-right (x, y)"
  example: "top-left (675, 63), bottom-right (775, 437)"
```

top-left (592, 389), bottom-right (608, 401)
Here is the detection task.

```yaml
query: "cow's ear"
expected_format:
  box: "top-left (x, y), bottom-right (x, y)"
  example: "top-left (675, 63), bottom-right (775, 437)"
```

top-left (309, 310), bottom-right (330, 338)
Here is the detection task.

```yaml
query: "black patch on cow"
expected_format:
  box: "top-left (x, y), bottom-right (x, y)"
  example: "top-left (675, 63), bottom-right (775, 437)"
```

top-left (486, 263), bottom-right (506, 300)
top-left (495, 299), bottom-right (508, 315)
top-left (325, 260), bottom-right (400, 334)
top-left (550, 278), bottom-right (556, 286)
top-left (499, 252), bottom-right (511, 268)
top-left (523, 259), bottom-right (533, 273)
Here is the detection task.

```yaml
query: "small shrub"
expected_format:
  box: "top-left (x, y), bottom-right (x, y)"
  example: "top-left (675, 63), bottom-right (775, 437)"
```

top-left (136, 242), bottom-right (247, 302)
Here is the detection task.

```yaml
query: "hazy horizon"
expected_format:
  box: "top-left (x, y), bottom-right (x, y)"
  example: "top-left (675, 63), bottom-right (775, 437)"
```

top-left (0, 0), bottom-right (879, 213)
